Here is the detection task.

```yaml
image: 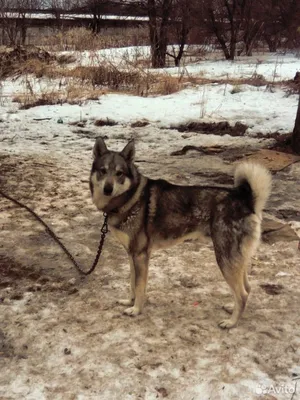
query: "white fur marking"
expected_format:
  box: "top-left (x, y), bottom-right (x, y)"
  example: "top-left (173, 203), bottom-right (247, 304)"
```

top-left (110, 227), bottom-right (130, 250)
top-left (234, 162), bottom-right (272, 216)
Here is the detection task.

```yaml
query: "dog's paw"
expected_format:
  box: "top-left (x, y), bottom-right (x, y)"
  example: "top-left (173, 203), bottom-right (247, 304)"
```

top-left (222, 303), bottom-right (234, 314)
top-left (123, 306), bottom-right (141, 317)
top-left (218, 319), bottom-right (237, 329)
top-left (117, 298), bottom-right (134, 306)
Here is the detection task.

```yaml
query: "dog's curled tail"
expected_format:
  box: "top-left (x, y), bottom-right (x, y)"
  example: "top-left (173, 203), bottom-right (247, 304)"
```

top-left (234, 162), bottom-right (272, 215)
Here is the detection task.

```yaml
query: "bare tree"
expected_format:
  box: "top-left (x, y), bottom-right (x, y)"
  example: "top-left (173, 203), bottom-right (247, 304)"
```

top-left (200, 0), bottom-right (242, 60)
top-left (239, 0), bottom-right (264, 56)
top-left (257, 0), bottom-right (282, 52)
top-left (145, 0), bottom-right (174, 68)
top-left (0, 0), bottom-right (39, 45)
top-left (277, 0), bottom-right (300, 49)
top-left (0, 0), bottom-right (17, 45)
top-left (167, 0), bottom-right (195, 66)
top-left (259, 0), bottom-right (300, 52)
top-left (47, 0), bottom-right (84, 29)
top-left (199, 0), bottom-right (263, 60)
top-left (49, 0), bottom-right (64, 28)
top-left (83, 0), bottom-right (111, 33)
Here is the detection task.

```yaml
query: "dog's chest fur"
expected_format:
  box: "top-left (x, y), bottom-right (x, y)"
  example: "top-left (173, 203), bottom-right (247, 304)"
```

top-left (108, 204), bottom-right (144, 251)
top-left (110, 226), bottom-right (130, 250)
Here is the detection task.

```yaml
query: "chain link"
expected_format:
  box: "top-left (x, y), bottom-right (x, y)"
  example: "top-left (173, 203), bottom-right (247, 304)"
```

top-left (0, 189), bottom-right (108, 276)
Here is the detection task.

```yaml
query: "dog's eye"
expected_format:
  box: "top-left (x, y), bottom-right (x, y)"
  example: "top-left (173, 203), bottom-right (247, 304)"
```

top-left (100, 167), bottom-right (107, 175)
top-left (116, 171), bottom-right (124, 177)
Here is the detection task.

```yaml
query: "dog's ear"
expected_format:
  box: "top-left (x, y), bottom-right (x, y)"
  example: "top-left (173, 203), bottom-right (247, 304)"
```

top-left (93, 137), bottom-right (108, 158)
top-left (121, 140), bottom-right (135, 162)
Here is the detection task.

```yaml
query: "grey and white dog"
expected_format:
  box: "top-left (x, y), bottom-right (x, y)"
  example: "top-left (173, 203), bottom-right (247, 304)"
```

top-left (90, 138), bottom-right (272, 329)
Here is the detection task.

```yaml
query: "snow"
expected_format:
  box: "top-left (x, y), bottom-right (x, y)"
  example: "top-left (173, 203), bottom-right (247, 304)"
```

top-left (165, 53), bottom-right (300, 82)
top-left (1, 80), bottom-right (298, 137)
top-left (62, 47), bottom-right (300, 82)
top-left (5, 12), bottom-right (149, 22)
top-left (0, 46), bottom-right (300, 400)
top-left (1, 48), bottom-right (296, 137)
top-left (58, 46), bottom-right (151, 67)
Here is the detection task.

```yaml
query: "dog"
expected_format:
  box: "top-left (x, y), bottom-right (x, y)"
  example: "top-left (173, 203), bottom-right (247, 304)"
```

top-left (90, 138), bottom-right (271, 329)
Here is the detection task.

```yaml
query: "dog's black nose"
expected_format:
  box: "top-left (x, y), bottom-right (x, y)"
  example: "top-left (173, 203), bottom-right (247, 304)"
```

top-left (104, 183), bottom-right (113, 196)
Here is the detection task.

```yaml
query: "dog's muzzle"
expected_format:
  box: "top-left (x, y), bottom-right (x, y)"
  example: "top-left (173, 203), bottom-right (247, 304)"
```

top-left (104, 182), bottom-right (113, 196)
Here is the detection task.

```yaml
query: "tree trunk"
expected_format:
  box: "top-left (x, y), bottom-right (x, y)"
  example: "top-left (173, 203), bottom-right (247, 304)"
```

top-left (208, 7), bottom-right (231, 60)
top-left (291, 94), bottom-right (300, 154)
top-left (21, 23), bottom-right (27, 45)
top-left (174, 42), bottom-right (184, 67)
top-left (147, 0), bottom-right (171, 68)
top-left (264, 35), bottom-right (278, 52)
top-left (174, 17), bottom-right (189, 67)
top-left (229, 36), bottom-right (236, 60)
top-left (92, 16), bottom-right (101, 34)
top-left (245, 42), bottom-right (252, 56)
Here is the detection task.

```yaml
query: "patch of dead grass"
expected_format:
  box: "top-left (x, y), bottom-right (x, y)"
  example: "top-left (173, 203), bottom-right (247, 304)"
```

top-left (14, 92), bottom-right (63, 109)
top-left (152, 75), bottom-right (183, 95)
top-left (13, 84), bottom-right (106, 109)
top-left (94, 118), bottom-right (118, 127)
top-left (0, 46), bottom-right (54, 79)
top-left (41, 27), bottom-right (150, 52)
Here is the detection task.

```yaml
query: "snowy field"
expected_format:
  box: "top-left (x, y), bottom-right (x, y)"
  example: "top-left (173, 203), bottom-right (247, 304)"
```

top-left (59, 46), bottom-right (300, 81)
top-left (0, 47), bottom-right (300, 400)
top-left (1, 48), bottom-right (299, 138)
top-left (1, 85), bottom-right (298, 137)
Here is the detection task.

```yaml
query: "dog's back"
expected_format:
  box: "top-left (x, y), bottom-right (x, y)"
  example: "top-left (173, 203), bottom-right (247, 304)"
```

top-left (146, 163), bottom-right (271, 251)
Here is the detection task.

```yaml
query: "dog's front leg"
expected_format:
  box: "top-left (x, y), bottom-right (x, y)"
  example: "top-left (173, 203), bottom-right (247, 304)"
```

top-left (117, 256), bottom-right (135, 306)
top-left (123, 251), bottom-right (149, 316)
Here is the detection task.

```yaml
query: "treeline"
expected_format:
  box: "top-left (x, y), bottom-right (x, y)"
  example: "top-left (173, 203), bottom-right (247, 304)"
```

top-left (143, 0), bottom-right (300, 67)
top-left (0, 0), bottom-right (299, 66)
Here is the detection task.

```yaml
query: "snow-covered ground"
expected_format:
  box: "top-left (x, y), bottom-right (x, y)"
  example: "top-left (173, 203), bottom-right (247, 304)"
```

top-left (0, 83), bottom-right (299, 137)
top-left (165, 53), bottom-right (300, 82)
top-left (1, 48), bottom-right (299, 137)
top-left (60, 46), bottom-right (300, 82)
top-left (0, 47), bottom-right (300, 400)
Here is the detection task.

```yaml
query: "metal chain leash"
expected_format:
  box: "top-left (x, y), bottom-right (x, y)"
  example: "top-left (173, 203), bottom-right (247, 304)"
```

top-left (0, 188), bottom-right (108, 276)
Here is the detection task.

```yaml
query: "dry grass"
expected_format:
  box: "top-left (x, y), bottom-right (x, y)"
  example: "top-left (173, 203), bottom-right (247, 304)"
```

top-left (8, 60), bottom-right (294, 111)
top-left (13, 92), bottom-right (63, 110)
top-left (153, 75), bottom-right (183, 95)
top-left (0, 46), bottom-right (54, 79)
top-left (3, 44), bottom-right (296, 112)
top-left (65, 85), bottom-right (106, 103)
top-left (8, 65), bottom-right (281, 111)
top-left (41, 27), bottom-right (149, 52)
top-left (68, 65), bottom-right (144, 90)
top-left (13, 82), bottom-right (106, 109)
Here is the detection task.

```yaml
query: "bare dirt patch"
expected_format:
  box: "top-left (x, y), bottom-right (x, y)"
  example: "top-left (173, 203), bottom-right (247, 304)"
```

top-left (170, 121), bottom-right (248, 137)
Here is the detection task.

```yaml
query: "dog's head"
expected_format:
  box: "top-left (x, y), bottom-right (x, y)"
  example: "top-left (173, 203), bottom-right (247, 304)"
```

top-left (90, 137), bottom-right (138, 211)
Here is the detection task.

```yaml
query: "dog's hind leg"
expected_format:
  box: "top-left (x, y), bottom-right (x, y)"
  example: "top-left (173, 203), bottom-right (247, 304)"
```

top-left (218, 262), bottom-right (249, 329)
top-left (222, 267), bottom-right (251, 315)
top-left (244, 268), bottom-right (251, 294)
top-left (117, 256), bottom-right (135, 306)
top-left (123, 251), bottom-right (149, 316)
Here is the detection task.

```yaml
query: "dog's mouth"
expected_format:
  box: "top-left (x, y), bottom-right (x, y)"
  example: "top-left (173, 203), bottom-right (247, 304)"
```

top-left (103, 191), bottom-right (114, 198)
